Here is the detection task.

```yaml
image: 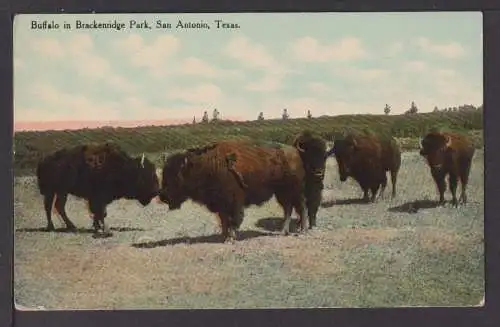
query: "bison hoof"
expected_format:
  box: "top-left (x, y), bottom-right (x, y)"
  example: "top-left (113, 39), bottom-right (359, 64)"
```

top-left (281, 229), bottom-right (290, 236)
top-left (224, 237), bottom-right (235, 244)
top-left (44, 224), bottom-right (55, 232)
top-left (65, 226), bottom-right (77, 233)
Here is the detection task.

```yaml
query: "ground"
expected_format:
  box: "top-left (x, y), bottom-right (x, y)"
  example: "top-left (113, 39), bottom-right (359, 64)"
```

top-left (14, 150), bottom-right (484, 309)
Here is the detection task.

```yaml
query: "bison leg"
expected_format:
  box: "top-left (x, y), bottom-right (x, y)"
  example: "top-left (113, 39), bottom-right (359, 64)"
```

top-left (362, 188), bottom-right (370, 202)
top-left (88, 200), bottom-right (113, 237)
top-left (378, 174), bottom-right (388, 200)
top-left (43, 193), bottom-right (56, 231)
top-left (431, 169), bottom-right (446, 206)
top-left (218, 212), bottom-right (236, 244)
top-left (275, 191), bottom-right (295, 235)
top-left (219, 214), bottom-right (230, 243)
top-left (390, 169), bottom-right (398, 199)
top-left (370, 184), bottom-right (380, 203)
top-left (448, 173), bottom-right (459, 207)
top-left (54, 193), bottom-right (77, 232)
top-left (304, 190), bottom-right (320, 230)
top-left (459, 157), bottom-right (472, 204)
top-left (294, 196), bottom-right (307, 232)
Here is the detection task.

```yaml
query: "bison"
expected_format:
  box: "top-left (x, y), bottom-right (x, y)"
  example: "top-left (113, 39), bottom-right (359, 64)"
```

top-left (325, 132), bottom-right (401, 202)
top-left (36, 143), bottom-right (160, 237)
top-left (158, 131), bottom-right (327, 243)
top-left (419, 131), bottom-right (475, 207)
top-left (293, 131), bottom-right (327, 228)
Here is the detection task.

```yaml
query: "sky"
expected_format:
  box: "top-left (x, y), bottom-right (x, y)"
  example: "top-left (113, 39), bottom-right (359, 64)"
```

top-left (13, 12), bottom-right (483, 131)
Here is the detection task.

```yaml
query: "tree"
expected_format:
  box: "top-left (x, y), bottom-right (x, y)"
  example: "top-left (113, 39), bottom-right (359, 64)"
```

top-left (201, 111), bottom-right (209, 123)
top-left (257, 112), bottom-right (264, 120)
top-left (192, 116), bottom-right (196, 124)
top-left (406, 101), bottom-right (418, 114)
top-left (282, 108), bottom-right (289, 120)
top-left (212, 108), bottom-right (220, 121)
top-left (384, 104), bottom-right (391, 115)
top-left (307, 110), bottom-right (312, 119)
top-left (433, 106), bottom-right (439, 112)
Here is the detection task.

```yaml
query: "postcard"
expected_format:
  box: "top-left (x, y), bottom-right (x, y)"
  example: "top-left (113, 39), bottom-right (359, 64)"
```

top-left (13, 12), bottom-right (484, 310)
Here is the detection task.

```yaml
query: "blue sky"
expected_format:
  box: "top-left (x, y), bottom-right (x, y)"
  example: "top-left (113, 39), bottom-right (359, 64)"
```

top-left (13, 12), bottom-right (482, 124)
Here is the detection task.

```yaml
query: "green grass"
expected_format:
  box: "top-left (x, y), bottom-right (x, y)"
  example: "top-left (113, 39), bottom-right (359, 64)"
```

top-left (13, 109), bottom-right (484, 175)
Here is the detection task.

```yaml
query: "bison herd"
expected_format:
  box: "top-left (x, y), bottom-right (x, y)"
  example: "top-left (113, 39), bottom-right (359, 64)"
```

top-left (33, 129), bottom-right (476, 243)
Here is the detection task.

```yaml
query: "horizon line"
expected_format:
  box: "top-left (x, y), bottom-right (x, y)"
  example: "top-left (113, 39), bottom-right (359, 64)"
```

top-left (13, 106), bottom-right (481, 132)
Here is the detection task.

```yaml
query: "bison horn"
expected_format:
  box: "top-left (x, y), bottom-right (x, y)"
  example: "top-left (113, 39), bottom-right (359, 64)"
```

top-left (351, 138), bottom-right (357, 148)
top-left (445, 135), bottom-right (452, 148)
top-left (419, 137), bottom-right (424, 149)
top-left (140, 153), bottom-right (145, 167)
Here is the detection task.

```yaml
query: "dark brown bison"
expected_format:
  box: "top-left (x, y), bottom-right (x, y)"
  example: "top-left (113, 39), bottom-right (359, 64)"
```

top-left (36, 143), bottom-right (160, 237)
top-left (293, 131), bottom-right (327, 228)
top-left (419, 131), bottom-right (475, 207)
top-left (158, 131), bottom-right (327, 243)
top-left (325, 132), bottom-right (401, 202)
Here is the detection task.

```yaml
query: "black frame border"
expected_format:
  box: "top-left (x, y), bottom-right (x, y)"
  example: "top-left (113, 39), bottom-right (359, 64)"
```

top-left (2, 1), bottom-right (499, 327)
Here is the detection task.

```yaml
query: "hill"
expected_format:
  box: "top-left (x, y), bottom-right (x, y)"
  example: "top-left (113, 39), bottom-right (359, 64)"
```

top-left (13, 109), bottom-right (483, 175)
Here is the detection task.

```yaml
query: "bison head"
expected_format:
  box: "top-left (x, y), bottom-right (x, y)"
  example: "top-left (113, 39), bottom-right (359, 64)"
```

top-left (293, 131), bottom-right (327, 180)
top-left (133, 153), bottom-right (160, 206)
top-left (158, 152), bottom-right (191, 210)
top-left (419, 132), bottom-right (452, 170)
top-left (330, 137), bottom-right (359, 182)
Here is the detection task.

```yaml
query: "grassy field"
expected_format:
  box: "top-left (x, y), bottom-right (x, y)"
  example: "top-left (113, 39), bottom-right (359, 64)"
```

top-left (13, 109), bottom-right (483, 175)
top-left (14, 148), bottom-right (484, 309)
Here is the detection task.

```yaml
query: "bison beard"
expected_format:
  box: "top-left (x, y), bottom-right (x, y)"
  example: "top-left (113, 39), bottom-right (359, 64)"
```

top-left (419, 131), bottom-right (475, 207)
top-left (159, 134), bottom-right (327, 243)
top-left (36, 143), bottom-right (159, 237)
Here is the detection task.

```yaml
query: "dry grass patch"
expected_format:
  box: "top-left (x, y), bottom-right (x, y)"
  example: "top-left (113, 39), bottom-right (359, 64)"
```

top-left (328, 227), bottom-right (402, 248)
top-left (19, 243), bottom-right (244, 309)
top-left (415, 227), bottom-right (461, 252)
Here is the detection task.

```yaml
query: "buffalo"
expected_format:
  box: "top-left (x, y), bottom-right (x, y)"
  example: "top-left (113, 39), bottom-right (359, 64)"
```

top-left (36, 143), bottom-right (160, 236)
top-left (326, 132), bottom-right (401, 202)
top-left (158, 131), bottom-right (327, 243)
top-left (293, 131), bottom-right (327, 228)
top-left (419, 131), bottom-right (475, 207)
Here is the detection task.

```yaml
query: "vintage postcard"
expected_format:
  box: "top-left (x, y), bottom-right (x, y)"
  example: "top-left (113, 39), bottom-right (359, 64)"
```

top-left (13, 12), bottom-right (484, 310)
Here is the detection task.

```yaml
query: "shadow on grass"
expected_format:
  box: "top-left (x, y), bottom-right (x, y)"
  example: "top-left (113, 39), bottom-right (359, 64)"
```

top-left (320, 198), bottom-right (369, 208)
top-left (255, 216), bottom-right (301, 233)
top-left (388, 200), bottom-right (441, 213)
top-left (131, 230), bottom-right (273, 248)
top-left (15, 226), bottom-right (145, 233)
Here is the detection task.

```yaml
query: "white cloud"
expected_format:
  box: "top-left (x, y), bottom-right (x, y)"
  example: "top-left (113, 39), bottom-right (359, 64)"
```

top-left (245, 74), bottom-right (283, 92)
top-left (224, 36), bottom-right (277, 69)
top-left (291, 36), bottom-right (367, 62)
top-left (414, 37), bottom-right (466, 59)
top-left (336, 67), bottom-right (390, 82)
top-left (402, 60), bottom-right (427, 72)
top-left (308, 82), bottom-right (330, 94)
top-left (17, 83), bottom-right (120, 121)
top-left (31, 34), bottom-right (136, 93)
top-left (31, 37), bottom-right (65, 59)
top-left (114, 34), bottom-right (180, 77)
top-left (14, 58), bottom-right (23, 69)
top-left (177, 57), bottom-right (243, 79)
top-left (167, 83), bottom-right (223, 104)
top-left (387, 42), bottom-right (403, 56)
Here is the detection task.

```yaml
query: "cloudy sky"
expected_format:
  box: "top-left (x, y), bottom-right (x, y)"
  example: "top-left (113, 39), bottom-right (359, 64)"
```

top-left (13, 12), bottom-right (482, 130)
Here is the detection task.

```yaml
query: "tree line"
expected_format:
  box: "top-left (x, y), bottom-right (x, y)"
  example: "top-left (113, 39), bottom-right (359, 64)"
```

top-left (192, 103), bottom-right (483, 124)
